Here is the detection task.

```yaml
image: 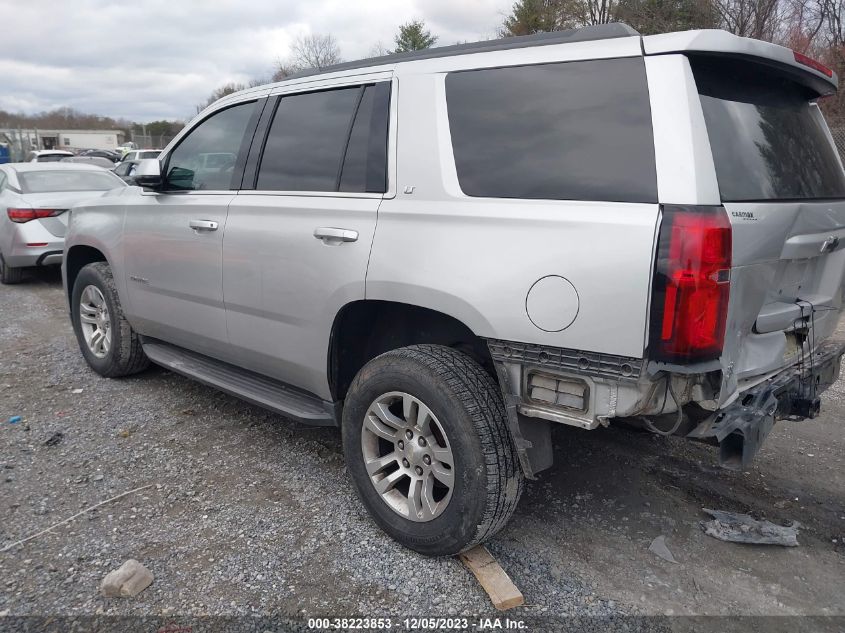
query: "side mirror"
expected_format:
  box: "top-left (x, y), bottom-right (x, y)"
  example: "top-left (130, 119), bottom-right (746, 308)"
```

top-left (133, 158), bottom-right (163, 188)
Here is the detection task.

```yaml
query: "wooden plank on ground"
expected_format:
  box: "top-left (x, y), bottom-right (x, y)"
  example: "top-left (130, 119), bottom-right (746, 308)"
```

top-left (459, 545), bottom-right (524, 611)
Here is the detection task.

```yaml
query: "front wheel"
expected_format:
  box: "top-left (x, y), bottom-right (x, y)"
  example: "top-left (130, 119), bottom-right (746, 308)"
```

top-left (342, 344), bottom-right (524, 556)
top-left (70, 262), bottom-right (149, 377)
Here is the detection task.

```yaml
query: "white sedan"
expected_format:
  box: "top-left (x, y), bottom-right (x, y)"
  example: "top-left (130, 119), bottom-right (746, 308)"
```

top-left (0, 163), bottom-right (126, 283)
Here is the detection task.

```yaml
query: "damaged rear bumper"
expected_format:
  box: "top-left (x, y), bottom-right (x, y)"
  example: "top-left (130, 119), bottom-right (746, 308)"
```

top-left (687, 339), bottom-right (845, 469)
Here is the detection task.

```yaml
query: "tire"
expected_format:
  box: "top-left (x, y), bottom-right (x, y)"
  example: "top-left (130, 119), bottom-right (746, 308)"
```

top-left (70, 262), bottom-right (149, 377)
top-left (0, 253), bottom-right (23, 284)
top-left (342, 344), bottom-right (524, 556)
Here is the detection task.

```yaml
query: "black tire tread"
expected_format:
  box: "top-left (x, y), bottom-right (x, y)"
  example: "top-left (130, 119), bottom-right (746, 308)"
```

top-left (0, 253), bottom-right (23, 284)
top-left (379, 344), bottom-right (524, 551)
top-left (73, 262), bottom-right (149, 377)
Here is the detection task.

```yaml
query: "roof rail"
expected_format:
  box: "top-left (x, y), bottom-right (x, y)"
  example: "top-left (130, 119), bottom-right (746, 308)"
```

top-left (288, 23), bottom-right (640, 80)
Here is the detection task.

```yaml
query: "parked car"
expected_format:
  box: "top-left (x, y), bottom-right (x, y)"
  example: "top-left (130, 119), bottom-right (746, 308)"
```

top-left (61, 156), bottom-right (115, 169)
top-left (25, 150), bottom-right (74, 163)
top-left (116, 142), bottom-right (138, 158)
top-left (112, 159), bottom-right (142, 184)
top-left (63, 24), bottom-right (845, 556)
top-left (78, 149), bottom-right (121, 163)
top-left (0, 163), bottom-right (126, 283)
top-left (115, 149), bottom-right (161, 168)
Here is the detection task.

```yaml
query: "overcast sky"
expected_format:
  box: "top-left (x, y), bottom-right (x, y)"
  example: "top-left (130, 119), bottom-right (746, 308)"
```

top-left (0, 0), bottom-right (510, 123)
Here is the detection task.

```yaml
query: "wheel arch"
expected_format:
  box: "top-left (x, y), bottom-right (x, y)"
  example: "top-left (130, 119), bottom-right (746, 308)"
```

top-left (328, 300), bottom-right (495, 402)
top-left (64, 244), bottom-right (109, 308)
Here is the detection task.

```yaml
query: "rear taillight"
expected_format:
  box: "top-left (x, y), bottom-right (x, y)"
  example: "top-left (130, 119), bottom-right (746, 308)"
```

top-left (7, 208), bottom-right (65, 223)
top-left (649, 206), bottom-right (732, 363)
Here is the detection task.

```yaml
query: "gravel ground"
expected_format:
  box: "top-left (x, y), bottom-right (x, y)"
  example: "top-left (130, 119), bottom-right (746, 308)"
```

top-left (1, 269), bottom-right (843, 632)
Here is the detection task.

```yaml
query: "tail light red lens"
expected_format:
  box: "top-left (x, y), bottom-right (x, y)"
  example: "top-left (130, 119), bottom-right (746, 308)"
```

top-left (649, 206), bottom-right (732, 363)
top-left (7, 208), bottom-right (65, 223)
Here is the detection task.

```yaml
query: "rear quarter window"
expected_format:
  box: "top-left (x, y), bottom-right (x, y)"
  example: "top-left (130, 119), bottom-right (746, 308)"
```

top-left (445, 57), bottom-right (657, 203)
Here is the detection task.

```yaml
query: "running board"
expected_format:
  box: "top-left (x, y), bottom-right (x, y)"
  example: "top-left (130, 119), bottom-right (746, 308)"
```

top-left (141, 341), bottom-right (338, 426)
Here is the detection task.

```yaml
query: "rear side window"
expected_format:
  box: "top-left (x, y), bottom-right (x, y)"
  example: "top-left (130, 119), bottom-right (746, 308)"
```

top-left (256, 83), bottom-right (389, 193)
top-left (692, 57), bottom-right (845, 201)
top-left (446, 58), bottom-right (657, 202)
top-left (340, 83), bottom-right (390, 193)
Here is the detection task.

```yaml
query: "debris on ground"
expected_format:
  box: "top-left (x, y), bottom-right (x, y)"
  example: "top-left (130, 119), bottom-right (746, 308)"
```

top-left (71, 388), bottom-right (83, 394)
top-left (0, 484), bottom-right (154, 553)
top-left (44, 432), bottom-right (64, 447)
top-left (458, 545), bottom-right (524, 611)
top-left (700, 508), bottom-right (800, 546)
top-left (648, 535), bottom-right (678, 563)
top-left (8, 416), bottom-right (21, 424)
top-left (100, 559), bottom-right (154, 597)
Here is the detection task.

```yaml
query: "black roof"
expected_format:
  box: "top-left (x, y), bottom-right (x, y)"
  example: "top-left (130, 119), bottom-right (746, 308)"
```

top-left (288, 23), bottom-right (640, 79)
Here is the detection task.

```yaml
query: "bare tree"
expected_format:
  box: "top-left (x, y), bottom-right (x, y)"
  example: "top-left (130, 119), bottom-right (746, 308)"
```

top-left (368, 41), bottom-right (391, 57)
top-left (195, 82), bottom-right (246, 114)
top-left (783, 0), bottom-right (827, 50)
top-left (271, 64), bottom-right (297, 82)
top-left (583, 0), bottom-right (617, 23)
top-left (712, 0), bottom-right (783, 40)
top-left (289, 33), bottom-right (342, 70)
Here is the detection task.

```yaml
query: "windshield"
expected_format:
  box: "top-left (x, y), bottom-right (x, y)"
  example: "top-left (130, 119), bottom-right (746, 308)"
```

top-left (18, 170), bottom-right (125, 193)
top-left (692, 56), bottom-right (845, 201)
top-left (139, 150), bottom-right (161, 159)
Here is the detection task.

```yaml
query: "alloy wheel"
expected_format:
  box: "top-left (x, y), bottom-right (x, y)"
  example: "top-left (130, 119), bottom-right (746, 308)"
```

top-left (361, 391), bottom-right (455, 522)
top-left (78, 285), bottom-right (111, 358)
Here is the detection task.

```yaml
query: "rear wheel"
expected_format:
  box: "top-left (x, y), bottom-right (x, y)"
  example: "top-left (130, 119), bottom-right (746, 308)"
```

top-left (0, 253), bottom-right (23, 284)
top-left (342, 344), bottom-right (523, 556)
top-left (71, 262), bottom-right (149, 377)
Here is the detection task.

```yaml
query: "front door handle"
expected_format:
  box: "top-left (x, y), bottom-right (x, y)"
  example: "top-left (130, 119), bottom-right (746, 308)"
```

top-left (314, 227), bottom-right (358, 243)
top-left (189, 219), bottom-right (218, 231)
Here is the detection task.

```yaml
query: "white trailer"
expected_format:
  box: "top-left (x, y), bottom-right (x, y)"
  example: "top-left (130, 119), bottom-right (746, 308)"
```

top-left (58, 131), bottom-right (120, 151)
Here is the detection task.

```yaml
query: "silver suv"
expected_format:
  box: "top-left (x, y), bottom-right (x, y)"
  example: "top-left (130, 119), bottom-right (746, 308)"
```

top-left (63, 24), bottom-right (845, 556)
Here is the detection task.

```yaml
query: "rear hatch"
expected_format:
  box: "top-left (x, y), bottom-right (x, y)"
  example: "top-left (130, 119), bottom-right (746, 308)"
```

top-left (690, 55), bottom-right (845, 405)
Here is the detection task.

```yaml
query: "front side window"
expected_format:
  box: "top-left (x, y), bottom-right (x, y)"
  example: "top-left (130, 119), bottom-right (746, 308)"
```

top-left (166, 101), bottom-right (256, 191)
top-left (256, 83), bottom-right (390, 193)
top-left (445, 57), bottom-right (657, 203)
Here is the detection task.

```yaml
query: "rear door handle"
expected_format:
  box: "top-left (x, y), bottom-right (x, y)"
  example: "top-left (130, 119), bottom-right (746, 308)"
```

top-left (189, 219), bottom-right (218, 231)
top-left (313, 227), bottom-right (358, 243)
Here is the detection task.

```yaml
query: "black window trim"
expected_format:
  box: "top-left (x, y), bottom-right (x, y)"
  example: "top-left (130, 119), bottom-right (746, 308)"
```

top-left (335, 86), bottom-right (367, 191)
top-left (245, 80), bottom-right (391, 197)
top-left (159, 98), bottom-right (264, 194)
